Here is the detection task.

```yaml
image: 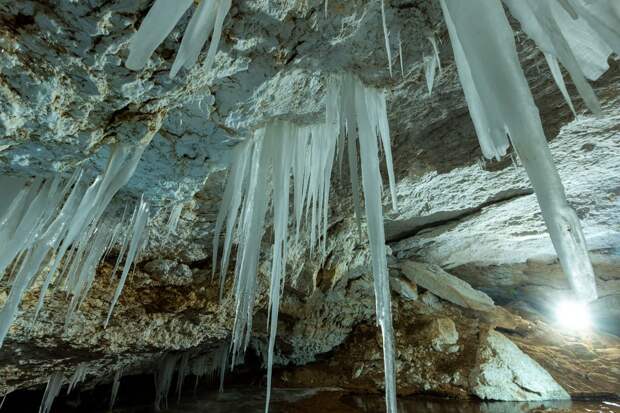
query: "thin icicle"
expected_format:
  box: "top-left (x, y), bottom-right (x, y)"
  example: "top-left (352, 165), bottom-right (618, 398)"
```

top-left (428, 35), bottom-right (442, 72)
top-left (39, 372), bottom-right (64, 413)
top-left (105, 196), bottom-right (150, 327)
top-left (154, 354), bottom-right (178, 411)
top-left (348, 76), bottom-right (398, 413)
top-left (167, 203), bottom-right (184, 235)
top-left (544, 53), bottom-right (576, 116)
top-left (67, 363), bottom-right (88, 394)
top-left (230, 132), bottom-right (271, 363)
top-left (264, 124), bottom-right (292, 412)
top-left (65, 223), bottom-right (115, 325)
top-left (109, 368), bottom-right (122, 410)
top-left (176, 352), bottom-right (190, 401)
top-left (218, 343), bottom-right (228, 392)
top-left (212, 141), bottom-right (253, 300)
top-left (398, 32), bottom-right (405, 76)
top-left (381, 0), bottom-right (393, 77)
top-left (440, 0), bottom-right (598, 303)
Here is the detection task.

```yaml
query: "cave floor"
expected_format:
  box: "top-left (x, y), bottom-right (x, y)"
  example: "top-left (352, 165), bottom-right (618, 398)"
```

top-left (107, 387), bottom-right (620, 413)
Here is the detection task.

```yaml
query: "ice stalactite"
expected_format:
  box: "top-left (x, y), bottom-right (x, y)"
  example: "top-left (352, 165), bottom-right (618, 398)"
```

top-left (544, 53), bottom-right (576, 117)
top-left (190, 343), bottom-right (230, 393)
top-left (109, 368), bottom-right (123, 410)
top-left (398, 32), bottom-right (405, 76)
top-left (154, 354), bottom-right (179, 411)
top-left (424, 36), bottom-right (442, 96)
top-left (213, 73), bottom-right (398, 413)
top-left (176, 352), bottom-right (190, 401)
top-left (39, 372), bottom-right (64, 413)
top-left (126, 0), bottom-right (231, 78)
top-left (329, 74), bottom-right (398, 413)
top-left (105, 196), bottom-right (150, 328)
top-left (67, 363), bottom-right (88, 394)
top-left (424, 54), bottom-right (438, 96)
top-left (428, 35), bottom-right (442, 73)
top-left (502, 0), bottom-right (605, 115)
top-left (0, 143), bottom-right (148, 348)
top-left (381, 0), bottom-right (393, 77)
top-left (167, 202), bottom-right (184, 235)
top-left (439, 0), bottom-right (601, 303)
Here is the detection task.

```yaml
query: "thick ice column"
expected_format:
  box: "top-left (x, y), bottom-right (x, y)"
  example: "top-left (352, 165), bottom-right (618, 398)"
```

top-left (440, 0), bottom-right (597, 302)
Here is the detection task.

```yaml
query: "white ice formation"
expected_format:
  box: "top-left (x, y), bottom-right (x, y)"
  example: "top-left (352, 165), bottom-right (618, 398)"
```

top-left (67, 363), bottom-right (88, 394)
top-left (153, 346), bottom-right (229, 410)
top-left (213, 73), bottom-right (398, 413)
top-left (424, 35), bottom-right (442, 95)
top-left (0, 143), bottom-right (149, 348)
top-left (105, 196), bottom-right (150, 328)
top-left (39, 372), bottom-right (64, 413)
top-left (125, 0), bottom-right (232, 78)
top-left (439, 0), bottom-right (619, 303)
top-left (167, 203), bottom-right (184, 235)
top-left (109, 368), bottom-right (123, 410)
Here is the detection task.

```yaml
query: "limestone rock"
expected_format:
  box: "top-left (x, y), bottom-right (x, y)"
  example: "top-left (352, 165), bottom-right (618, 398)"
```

top-left (423, 318), bottom-right (459, 353)
top-left (390, 276), bottom-right (418, 301)
top-left (470, 330), bottom-right (570, 401)
top-left (400, 261), bottom-right (495, 312)
top-left (143, 259), bottom-right (193, 286)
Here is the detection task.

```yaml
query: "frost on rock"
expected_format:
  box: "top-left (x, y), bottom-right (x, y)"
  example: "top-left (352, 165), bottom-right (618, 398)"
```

top-left (0, 143), bottom-right (149, 348)
top-left (125, 0), bottom-right (232, 78)
top-left (439, 0), bottom-right (600, 303)
top-left (39, 372), bottom-right (64, 413)
top-left (213, 73), bottom-right (398, 413)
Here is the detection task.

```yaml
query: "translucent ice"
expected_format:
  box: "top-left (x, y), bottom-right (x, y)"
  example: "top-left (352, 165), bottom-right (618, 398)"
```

top-left (440, 0), bottom-right (598, 302)
top-left (214, 73), bottom-right (398, 413)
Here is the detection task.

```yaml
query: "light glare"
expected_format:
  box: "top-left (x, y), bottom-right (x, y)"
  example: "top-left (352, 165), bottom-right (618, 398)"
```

top-left (554, 299), bottom-right (591, 331)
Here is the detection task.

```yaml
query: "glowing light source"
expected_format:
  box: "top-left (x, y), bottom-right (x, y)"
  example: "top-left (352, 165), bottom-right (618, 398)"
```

top-left (554, 299), bottom-right (591, 331)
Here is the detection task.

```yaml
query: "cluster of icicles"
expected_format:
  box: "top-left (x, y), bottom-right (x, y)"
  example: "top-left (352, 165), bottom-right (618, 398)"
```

top-left (0, 0), bottom-right (618, 412)
top-left (0, 143), bottom-right (151, 350)
top-left (212, 73), bottom-right (399, 411)
top-left (34, 344), bottom-right (229, 413)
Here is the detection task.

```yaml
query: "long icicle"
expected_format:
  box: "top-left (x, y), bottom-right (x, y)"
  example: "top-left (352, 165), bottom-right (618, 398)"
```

top-left (440, 0), bottom-right (598, 303)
